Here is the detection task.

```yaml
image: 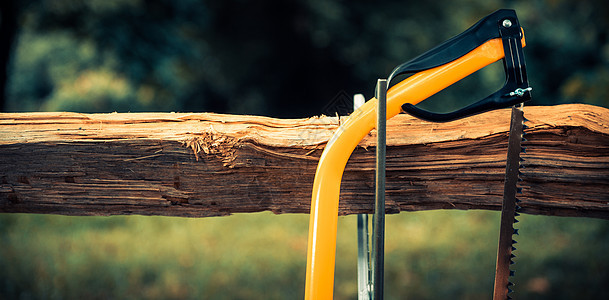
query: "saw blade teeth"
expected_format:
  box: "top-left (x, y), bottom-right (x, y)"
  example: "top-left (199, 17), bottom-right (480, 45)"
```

top-left (495, 107), bottom-right (526, 298)
top-left (507, 111), bottom-right (527, 299)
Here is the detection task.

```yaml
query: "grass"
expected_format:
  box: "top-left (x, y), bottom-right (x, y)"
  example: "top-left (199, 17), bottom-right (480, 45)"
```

top-left (1, 210), bottom-right (608, 299)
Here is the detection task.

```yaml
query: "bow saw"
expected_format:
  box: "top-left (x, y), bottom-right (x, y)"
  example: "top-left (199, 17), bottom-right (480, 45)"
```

top-left (305, 9), bottom-right (532, 299)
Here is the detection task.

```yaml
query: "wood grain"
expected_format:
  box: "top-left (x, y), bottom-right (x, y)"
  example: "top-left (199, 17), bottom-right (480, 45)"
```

top-left (1, 104), bottom-right (608, 219)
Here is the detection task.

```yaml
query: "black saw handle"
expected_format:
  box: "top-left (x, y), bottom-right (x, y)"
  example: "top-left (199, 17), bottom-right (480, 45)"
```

top-left (389, 9), bottom-right (532, 122)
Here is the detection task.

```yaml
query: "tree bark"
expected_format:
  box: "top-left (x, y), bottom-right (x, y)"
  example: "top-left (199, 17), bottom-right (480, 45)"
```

top-left (1, 104), bottom-right (608, 219)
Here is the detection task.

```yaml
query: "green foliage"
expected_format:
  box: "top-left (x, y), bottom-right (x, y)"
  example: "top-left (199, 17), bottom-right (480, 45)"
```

top-left (6, 0), bottom-right (609, 115)
top-left (1, 211), bottom-right (608, 299)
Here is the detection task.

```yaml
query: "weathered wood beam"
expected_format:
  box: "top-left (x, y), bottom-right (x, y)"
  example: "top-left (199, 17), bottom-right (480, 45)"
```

top-left (1, 104), bottom-right (608, 219)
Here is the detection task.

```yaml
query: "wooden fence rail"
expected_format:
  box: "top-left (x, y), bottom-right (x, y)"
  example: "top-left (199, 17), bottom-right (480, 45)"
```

top-left (1, 104), bottom-right (608, 219)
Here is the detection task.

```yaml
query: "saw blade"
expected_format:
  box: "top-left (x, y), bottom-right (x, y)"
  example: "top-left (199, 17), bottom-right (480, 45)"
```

top-left (493, 103), bottom-right (526, 300)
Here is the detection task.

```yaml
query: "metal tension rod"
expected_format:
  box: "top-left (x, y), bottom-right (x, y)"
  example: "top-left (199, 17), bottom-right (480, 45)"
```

top-left (372, 79), bottom-right (387, 300)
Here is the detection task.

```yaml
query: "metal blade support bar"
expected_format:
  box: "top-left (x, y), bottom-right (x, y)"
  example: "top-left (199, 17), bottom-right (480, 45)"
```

top-left (372, 79), bottom-right (387, 300)
top-left (357, 213), bottom-right (371, 299)
top-left (355, 93), bottom-right (372, 300)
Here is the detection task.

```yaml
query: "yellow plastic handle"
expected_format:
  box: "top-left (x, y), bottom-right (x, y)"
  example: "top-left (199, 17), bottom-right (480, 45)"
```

top-left (304, 36), bottom-right (518, 299)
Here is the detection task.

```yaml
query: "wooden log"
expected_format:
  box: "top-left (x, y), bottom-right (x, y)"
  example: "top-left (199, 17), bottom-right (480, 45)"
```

top-left (1, 104), bottom-right (608, 219)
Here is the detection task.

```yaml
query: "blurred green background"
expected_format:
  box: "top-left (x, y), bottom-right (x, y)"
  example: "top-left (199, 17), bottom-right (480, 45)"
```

top-left (2, 212), bottom-right (608, 299)
top-left (1, 0), bottom-right (608, 299)
top-left (2, 0), bottom-right (608, 115)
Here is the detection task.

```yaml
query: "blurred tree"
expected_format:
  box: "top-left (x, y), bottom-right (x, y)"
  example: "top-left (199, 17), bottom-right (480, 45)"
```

top-left (523, 0), bottom-right (609, 107)
top-left (4, 0), bottom-right (609, 116)
top-left (0, 0), bottom-right (18, 112)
